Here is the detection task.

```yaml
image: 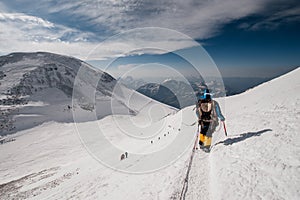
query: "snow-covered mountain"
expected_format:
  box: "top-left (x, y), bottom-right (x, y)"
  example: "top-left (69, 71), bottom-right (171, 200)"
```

top-left (135, 78), bottom-right (225, 109)
top-left (0, 63), bottom-right (299, 200)
top-left (0, 52), bottom-right (176, 135)
top-left (137, 83), bottom-right (180, 108)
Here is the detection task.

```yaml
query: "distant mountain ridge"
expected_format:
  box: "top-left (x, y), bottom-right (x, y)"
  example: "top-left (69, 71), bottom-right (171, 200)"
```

top-left (0, 52), bottom-right (175, 135)
top-left (137, 83), bottom-right (180, 108)
top-left (136, 78), bottom-right (221, 108)
top-left (122, 72), bottom-right (297, 108)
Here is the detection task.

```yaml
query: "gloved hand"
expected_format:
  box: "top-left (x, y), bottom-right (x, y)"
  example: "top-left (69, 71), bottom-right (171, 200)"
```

top-left (220, 116), bottom-right (225, 122)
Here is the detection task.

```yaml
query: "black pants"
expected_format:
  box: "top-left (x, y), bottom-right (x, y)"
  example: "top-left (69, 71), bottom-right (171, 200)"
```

top-left (199, 121), bottom-right (216, 147)
top-left (201, 122), bottom-right (213, 137)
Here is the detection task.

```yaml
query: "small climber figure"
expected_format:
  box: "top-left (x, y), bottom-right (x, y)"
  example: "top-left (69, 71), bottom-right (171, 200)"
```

top-left (120, 154), bottom-right (125, 161)
top-left (125, 152), bottom-right (128, 158)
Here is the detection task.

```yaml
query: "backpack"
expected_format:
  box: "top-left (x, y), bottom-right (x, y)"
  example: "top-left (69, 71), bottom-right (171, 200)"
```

top-left (197, 99), bottom-right (217, 122)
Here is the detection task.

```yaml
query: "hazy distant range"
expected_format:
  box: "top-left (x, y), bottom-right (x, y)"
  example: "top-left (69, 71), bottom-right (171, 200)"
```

top-left (121, 76), bottom-right (271, 95)
top-left (222, 77), bottom-right (270, 95)
top-left (118, 76), bottom-right (273, 108)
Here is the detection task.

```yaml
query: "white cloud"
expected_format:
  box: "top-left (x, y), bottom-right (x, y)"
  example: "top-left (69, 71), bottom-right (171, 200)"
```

top-left (87, 27), bottom-right (203, 61)
top-left (0, 13), bottom-right (54, 28)
top-left (0, 0), bottom-right (299, 59)
top-left (0, 13), bottom-right (198, 60)
top-left (56, 0), bottom-right (271, 38)
top-left (247, 6), bottom-right (300, 30)
top-left (0, 12), bottom-right (98, 59)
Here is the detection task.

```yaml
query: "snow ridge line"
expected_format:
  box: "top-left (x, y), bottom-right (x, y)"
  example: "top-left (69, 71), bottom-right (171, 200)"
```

top-left (179, 129), bottom-right (199, 200)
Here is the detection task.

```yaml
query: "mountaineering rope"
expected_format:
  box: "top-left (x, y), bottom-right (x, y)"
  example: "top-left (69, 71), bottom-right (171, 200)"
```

top-left (179, 125), bottom-right (199, 200)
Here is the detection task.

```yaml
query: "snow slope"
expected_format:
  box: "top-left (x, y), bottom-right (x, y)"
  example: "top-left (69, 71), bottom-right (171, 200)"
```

top-left (0, 106), bottom-right (194, 200)
top-left (0, 67), bottom-right (299, 199)
top-left (185, 67), bottom-right (300, 200)
top-left (0, 52), bottom-right (176, 135)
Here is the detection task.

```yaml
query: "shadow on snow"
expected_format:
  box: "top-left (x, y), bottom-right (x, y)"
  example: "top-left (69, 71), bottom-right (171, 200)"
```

top-left (215, 129), bottom-right (272, 146)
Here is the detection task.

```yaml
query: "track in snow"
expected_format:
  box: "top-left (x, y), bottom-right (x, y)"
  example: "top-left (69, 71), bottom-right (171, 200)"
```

top-left (183, 149), bottom-right (211, 200)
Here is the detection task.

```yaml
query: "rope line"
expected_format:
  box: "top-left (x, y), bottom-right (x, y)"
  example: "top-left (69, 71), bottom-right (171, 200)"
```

top-left (179, 127), bottom-right (199, 200)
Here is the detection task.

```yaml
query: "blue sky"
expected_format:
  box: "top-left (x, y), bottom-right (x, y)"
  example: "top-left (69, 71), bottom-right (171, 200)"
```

top-left (202, 15), bottom-right (300, 77)
top-left (0, 0), bottom-right (299, 78)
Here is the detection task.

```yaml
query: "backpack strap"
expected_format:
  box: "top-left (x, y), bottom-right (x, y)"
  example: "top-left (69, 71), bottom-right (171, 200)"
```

top-left (197, 103), bottom-right (202, 120)
top-left (210, 100), bottom-right (215, 120)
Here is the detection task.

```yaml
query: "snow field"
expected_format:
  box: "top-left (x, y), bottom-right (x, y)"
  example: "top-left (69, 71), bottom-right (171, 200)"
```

top-left (0, 68), bottom-right (299, 199)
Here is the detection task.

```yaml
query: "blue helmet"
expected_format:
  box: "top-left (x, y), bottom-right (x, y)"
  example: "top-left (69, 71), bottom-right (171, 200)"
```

top-left (202, 89), bottom-right (211, 100)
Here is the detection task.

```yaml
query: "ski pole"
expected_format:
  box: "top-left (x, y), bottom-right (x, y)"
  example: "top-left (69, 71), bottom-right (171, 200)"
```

top-left (194, 122), bottom-right (200, 151)
top-left (222, 121), bottom-right (227, 137)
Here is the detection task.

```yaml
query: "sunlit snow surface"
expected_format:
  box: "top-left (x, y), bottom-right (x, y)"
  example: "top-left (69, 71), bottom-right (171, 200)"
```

top-left (0, 67), bottom-right (299, 199)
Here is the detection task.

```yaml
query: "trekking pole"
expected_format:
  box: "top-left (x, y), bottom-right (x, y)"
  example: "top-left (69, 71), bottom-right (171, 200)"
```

top-left (222, 121), bottom-right (227, 137)
top-left (193, 122), bottom-right (200, 151)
